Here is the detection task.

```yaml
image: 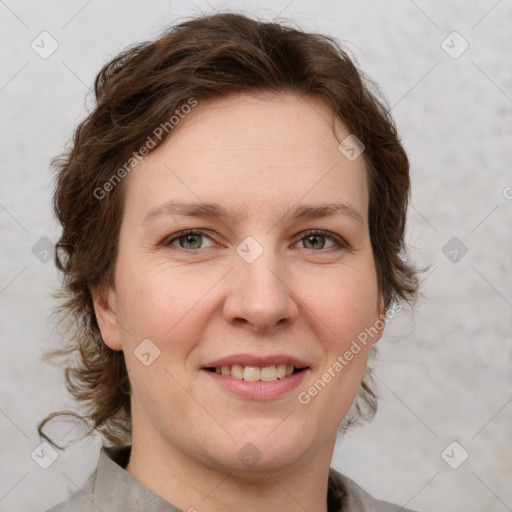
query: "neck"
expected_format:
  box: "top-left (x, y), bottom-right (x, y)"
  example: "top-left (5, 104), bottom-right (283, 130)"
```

top-left (125, 425), bottom-right (335, 512)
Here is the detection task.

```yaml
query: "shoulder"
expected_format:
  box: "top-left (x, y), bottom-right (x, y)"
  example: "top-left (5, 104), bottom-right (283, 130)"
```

top-left (42, 494), bottom-right (97, 512)
top-left (329, 467), bottom-right (419, 512)
top-left (43, 505), bottom-right (65, 512)
top-left (42, 487), bottom-right (98, 512)
top-left (41, 445), bottom-right (178, 512)
top-left (41, 456), bottom-right (99, 512)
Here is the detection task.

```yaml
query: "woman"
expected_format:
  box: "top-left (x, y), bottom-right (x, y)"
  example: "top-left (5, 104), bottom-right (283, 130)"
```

top-left (40, 11), bottom-right (421, 512)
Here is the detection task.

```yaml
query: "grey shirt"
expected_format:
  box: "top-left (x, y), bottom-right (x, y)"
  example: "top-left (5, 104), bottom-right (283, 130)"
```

top-left (44, 446), bottom-right (417, 512)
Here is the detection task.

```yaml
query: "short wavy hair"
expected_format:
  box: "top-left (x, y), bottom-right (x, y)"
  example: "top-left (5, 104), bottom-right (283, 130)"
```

top-left (39, 11), bottom-right (421, 449)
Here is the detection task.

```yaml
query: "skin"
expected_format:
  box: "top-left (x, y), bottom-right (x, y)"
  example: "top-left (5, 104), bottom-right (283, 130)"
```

top-left (93, 91), bottom-right (385, 512)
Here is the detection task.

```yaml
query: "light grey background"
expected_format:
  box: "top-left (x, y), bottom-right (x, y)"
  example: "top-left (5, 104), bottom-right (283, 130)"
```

top-left (1, 1), bottom-right (511, 511)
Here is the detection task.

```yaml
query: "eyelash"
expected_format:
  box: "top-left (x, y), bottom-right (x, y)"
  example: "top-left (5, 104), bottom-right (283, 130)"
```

top-left (162, 229), bottom-right (348, 252)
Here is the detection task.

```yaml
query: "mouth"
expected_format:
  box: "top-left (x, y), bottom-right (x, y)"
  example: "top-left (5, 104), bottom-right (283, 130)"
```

top-left (201, 354), bottom-right (310, 399)
top-left (201, 354), bottom-right (311, 401)
top-left (204, 364), bottom-right (306, 382)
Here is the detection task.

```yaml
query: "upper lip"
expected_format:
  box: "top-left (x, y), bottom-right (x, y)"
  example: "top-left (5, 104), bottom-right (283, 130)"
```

top-left (203, 354), bottom-right (310, 369)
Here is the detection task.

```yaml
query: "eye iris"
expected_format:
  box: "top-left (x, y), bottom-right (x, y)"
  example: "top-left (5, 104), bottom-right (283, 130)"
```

top-left (180, 234), bottom-right (202, 249)
top-left (304, 234), bottom-right (325, 250)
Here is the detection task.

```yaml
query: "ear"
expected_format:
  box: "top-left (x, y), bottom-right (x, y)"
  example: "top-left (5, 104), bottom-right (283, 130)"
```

top-left (91, 285), bottom-right (123, 351)
top-left (369, 293), bottom-right (387, 346)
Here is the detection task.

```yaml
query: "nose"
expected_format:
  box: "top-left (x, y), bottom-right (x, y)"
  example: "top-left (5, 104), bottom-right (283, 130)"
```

top-left (222, 246), bottom-right (299, 334)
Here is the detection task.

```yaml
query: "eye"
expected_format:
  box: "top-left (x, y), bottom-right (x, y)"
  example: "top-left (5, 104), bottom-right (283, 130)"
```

top-left (162, 229), bottom-right (348, 252)
top-left (295, 230), bottom-right (346, 251)
top-left (163, 230), bottom-right (217, 250)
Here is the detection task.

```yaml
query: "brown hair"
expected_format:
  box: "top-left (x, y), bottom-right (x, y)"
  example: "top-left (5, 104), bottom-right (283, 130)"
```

top-left (39, 11), bottom-right (422, 449)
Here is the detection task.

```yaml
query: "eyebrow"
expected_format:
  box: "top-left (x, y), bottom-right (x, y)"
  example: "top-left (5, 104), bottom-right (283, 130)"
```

top-left (142, 200), bottom-right (365, 227)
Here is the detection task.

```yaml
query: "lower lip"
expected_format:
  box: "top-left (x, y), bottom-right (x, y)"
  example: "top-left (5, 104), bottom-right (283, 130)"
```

top-left (202, 368), bottom-right (309, 400)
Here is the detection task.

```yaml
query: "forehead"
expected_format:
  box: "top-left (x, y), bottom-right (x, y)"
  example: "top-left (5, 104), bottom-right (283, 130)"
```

top-left (156, 91), bottom-right (349, 160)
top-left (123, 92), bottom-right (369, 225)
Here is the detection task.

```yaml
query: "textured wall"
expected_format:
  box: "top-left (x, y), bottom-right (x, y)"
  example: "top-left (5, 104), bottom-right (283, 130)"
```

top-left (1, 1), bottom-right (510, 511)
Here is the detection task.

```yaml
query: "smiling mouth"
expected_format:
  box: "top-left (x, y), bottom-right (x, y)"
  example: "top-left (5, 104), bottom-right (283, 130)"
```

top-left (205, 364), bottom-right (306, 382)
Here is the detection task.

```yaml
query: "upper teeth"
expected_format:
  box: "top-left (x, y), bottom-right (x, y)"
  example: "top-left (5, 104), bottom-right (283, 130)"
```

top-left (214, 364), bottom-right (295, 381)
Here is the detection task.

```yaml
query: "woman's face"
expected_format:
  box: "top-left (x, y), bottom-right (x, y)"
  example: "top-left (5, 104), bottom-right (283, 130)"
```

top-left (95, 92), bottom-right (384, 473)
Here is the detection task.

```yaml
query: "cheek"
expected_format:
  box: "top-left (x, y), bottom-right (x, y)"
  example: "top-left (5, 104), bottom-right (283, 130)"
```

top-left (113, 258), bottom-right (223, 386)
top-left (296, 270), bottom-right (377, 425)
top-left (115, 258), bottom-right (205, 338)
top-left (114, 262), bottom-right (205, 412)
top-left (300, 264), bottom-right (379, 345)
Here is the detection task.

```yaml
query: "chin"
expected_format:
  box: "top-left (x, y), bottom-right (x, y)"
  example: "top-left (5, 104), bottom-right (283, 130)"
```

top-left (197, 419), bottom-right (322, 475)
